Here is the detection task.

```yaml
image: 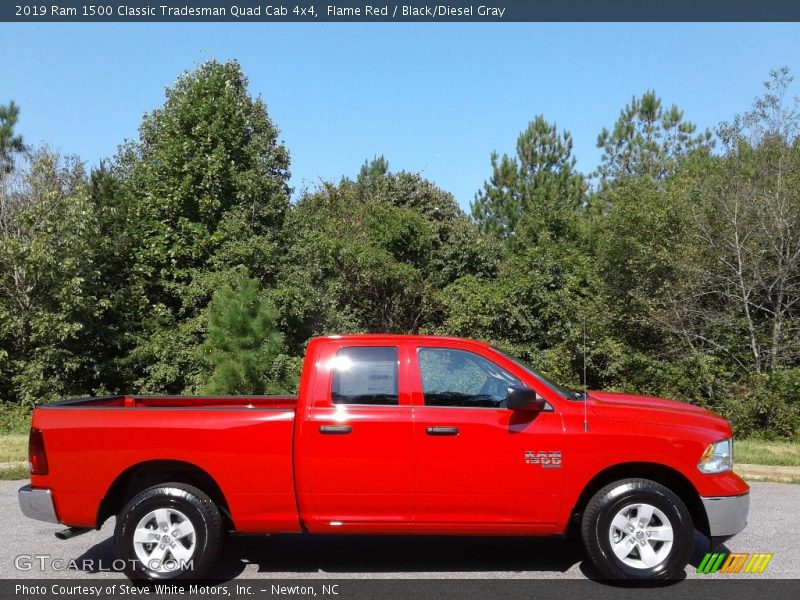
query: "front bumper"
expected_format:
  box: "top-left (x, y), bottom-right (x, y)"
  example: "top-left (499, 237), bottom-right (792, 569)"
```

top-left (701, 492), bottom-right (749, 537)
top-left (18, 485), bottom-right (59, 524)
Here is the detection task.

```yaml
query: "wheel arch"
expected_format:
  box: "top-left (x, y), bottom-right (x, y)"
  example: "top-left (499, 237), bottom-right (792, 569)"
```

top-left (97, 460), bottom-right (232, 529)
top-left (569, 462), bottom-right (709, 537)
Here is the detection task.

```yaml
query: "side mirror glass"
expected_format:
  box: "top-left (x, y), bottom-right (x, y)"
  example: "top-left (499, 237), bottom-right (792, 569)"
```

top-left (506, 385), bottom-right (546, 411)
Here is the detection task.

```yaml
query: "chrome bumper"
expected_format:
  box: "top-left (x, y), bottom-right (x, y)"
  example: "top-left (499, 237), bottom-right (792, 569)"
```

top-left (701, 492), bottom-right (749, 537)
top-left (18, 484), bottom-right (59, 524)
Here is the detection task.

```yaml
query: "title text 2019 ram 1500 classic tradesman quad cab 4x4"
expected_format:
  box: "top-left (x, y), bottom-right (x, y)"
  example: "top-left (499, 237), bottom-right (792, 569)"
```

top-left (18, 335), bottom-right (749, 581)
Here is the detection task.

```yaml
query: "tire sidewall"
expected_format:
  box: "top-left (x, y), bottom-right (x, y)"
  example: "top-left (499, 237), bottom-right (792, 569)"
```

top-left (590, 483), bottom-right (693, 580)
top-left (115, 486), bottom-right (215, 580)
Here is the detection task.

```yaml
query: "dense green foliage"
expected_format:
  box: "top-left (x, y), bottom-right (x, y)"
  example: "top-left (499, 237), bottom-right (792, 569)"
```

top-left (272, 159), bottom-right (498, 353)
top-left (1, 62), bottom-right (799, 438)
top-left (198, 269), bottom-right (296, 395)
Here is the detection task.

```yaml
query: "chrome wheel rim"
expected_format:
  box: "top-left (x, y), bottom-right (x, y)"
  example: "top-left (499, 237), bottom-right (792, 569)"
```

top-left (133, 508), bottom-right (196, 574)
top-left (608, 503), bottom-right (674, 569)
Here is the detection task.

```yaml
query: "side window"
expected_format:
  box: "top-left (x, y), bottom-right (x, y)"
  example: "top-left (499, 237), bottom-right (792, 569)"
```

top-left (418, 348), bottom-right (520, 408)
top-left (331, 346), bottom-right (399, 406)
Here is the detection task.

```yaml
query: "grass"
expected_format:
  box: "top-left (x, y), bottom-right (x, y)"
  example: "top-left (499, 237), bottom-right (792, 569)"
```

top-left (0, 434), bottom-right (27, 463)
top-left (0, 463), bottom-right (28, 480)
top-left (734, 463), bottom-right (800, 484)
top-left (0, 433), bottom-right (28, 480)
top-left (735, 438), bottom-right (800, 466)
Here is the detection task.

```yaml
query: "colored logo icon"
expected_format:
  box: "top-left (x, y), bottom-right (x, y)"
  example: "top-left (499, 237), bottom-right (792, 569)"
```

top-left (697, 552), bottom-right (773, 574)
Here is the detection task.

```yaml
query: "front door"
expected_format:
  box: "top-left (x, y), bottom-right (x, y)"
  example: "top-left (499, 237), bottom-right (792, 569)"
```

top-left (412, 345), bottom-right (565, 526)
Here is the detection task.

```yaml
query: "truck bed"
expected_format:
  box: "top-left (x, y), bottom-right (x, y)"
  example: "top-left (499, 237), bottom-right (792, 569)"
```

top-left (32, 394), bottom-right (300, 533)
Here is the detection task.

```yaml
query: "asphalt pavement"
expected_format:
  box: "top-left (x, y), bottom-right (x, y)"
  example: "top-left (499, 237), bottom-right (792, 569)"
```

top-left (1, 480), bottom-right (796, 580)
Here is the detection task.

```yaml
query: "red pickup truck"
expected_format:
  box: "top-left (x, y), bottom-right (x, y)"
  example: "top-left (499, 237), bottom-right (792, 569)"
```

top-left (19, 334), bottom-right (749, 581)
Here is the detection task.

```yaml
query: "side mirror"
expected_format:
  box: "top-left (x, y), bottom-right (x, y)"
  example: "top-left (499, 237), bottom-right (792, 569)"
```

top-left (506, 385), bottom-right (546, 411)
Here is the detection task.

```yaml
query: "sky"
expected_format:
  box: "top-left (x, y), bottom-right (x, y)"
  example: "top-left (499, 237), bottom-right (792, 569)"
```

top-left (2, 23), bottom-right (800, 210)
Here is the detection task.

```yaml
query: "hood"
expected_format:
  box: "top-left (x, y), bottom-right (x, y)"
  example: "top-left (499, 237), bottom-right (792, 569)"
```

top-left (588, 390), bottom-right (732, 438)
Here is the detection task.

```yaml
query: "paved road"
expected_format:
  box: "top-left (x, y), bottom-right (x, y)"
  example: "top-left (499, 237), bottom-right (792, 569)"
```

top-left (1, 480), bottom-right (797, 580)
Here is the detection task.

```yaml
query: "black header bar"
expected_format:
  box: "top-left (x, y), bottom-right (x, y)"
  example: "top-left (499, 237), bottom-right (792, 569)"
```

top-left (3, 1), bottom-right (800, 22)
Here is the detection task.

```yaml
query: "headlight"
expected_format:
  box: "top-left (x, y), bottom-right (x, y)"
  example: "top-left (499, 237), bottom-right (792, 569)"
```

top-left (697, 438), bottom-right (733, 474)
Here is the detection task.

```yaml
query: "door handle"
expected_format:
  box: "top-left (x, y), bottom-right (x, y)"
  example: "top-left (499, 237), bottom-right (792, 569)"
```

top-left (426, 426), bottom-right (459, 436)
top-left (319, 425), bottom-right (352, 435)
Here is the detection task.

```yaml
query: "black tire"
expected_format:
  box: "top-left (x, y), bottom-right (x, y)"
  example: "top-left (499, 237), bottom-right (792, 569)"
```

top-left (581, 478), bottom-right (693, 582)
top-left (114, 482), bottom-right (223, 581)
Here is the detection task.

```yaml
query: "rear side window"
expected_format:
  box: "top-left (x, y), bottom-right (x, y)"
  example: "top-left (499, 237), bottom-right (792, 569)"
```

top-left (331, 346), bottom-right (399, 405)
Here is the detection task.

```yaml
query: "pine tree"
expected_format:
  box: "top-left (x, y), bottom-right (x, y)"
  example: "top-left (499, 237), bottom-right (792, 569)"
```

top-left (358, 155), bottom-right (390, 181)
top-left (471, 116), bottom-right (585, 241)
top-left (198, 270), bottom-right (285, 395)
top-left (0, 101), bottom-right (26, 174)
top-left (595, 90), bottom-right (714, 182)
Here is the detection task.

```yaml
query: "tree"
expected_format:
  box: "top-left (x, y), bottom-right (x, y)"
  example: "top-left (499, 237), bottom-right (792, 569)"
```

top-left (585, 93), bottom-right (719, 405)
top-left (274, 160), bottom-right (498, 353)
top-left (589, 71), bottom-right (800, 436)
top-left (0, 101), bottom-right (26, 174)
top-left (461, 118), bottom-right (592, 387)
top-left (84, 163), bottom-right (140, 394)
top-left (115, 59), bottom-right (291, 392)
top-left (436, 237), bottom-right (594, 387)
top-left (118, 59), bottom-right (290, 295)
top-left (0, 148), bottom-right (116, 406)
top-left (679, 68), bottom-right (800, 375)
top-left (197, 270), bottom-right (289, 395)
top-left (596, 91), bottom-right (713, 182)
top-left (358, 155), bottom-right (389, 181)
top-left (591, 173), bottom-right (707, 396)
top-left (472, 116), bottom-right (585, 241)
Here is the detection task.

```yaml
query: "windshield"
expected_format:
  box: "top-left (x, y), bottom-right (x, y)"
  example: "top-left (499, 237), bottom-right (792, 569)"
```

top-left (491, 347), bottom-right (580, 400)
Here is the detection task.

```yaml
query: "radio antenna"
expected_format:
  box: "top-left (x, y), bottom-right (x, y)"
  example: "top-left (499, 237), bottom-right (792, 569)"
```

top-left (583, 318), bottom-right (589, 432)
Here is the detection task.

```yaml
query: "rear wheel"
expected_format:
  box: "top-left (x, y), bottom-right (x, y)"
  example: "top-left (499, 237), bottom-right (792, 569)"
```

top-left (581, 478), bottom-right (693, 581)
top-left (115, 482), bottom-right (222, 580)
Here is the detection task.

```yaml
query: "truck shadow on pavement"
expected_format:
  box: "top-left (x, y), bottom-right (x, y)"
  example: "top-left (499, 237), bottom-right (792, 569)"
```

top-left (215, 534), bottom-right (589, 578)
top-left (72, 529), bottom-right (725, 582)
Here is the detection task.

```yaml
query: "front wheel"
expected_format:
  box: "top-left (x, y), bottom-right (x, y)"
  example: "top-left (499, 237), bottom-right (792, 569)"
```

top-left (115, 482), bottom-right (223, 580)
top-left (581, 478), bottom-right (694, 581)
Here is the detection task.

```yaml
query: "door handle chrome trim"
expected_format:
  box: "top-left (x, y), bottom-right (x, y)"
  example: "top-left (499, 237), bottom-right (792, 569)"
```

top-left (426, 426), bottom-right (459, 436)
top-left (319, 425), bottom-right (352, 434)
